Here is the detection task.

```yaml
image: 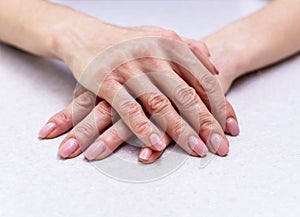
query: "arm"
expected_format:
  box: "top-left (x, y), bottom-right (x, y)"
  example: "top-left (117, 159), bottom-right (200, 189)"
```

top-left (1, 0), bottom-right (239, 160)
top-left (202, 0), bottom-right (300, 92)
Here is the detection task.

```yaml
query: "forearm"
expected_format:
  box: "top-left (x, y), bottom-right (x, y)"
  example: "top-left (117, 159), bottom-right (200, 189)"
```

top-left (204, 0), bottom-right (300, 91)
top-left (0, 0), bottom-right (101, 59)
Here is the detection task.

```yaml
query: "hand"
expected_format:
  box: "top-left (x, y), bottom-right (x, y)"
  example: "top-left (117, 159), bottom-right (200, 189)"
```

top-left (40, 29), bottom-right (239, 162)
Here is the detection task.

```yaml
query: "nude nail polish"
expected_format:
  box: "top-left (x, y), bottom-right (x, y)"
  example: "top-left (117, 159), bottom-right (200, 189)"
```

top-left (139, 148), bottom-right (152, 161)
top-left (210, 134), bottom-right (229, 156)
top-left (84, 141), bottom-right (106, 161)
top-left (39, 122), bottom-right (56, 139)
top-left (188, 136), bottom-right (208, 157)
top-left (59, 138), bottom-right (79, 158)
top-left (150, 134), bottom-right (165, 151)
top-left (226, 118), bottom-right (240, 136)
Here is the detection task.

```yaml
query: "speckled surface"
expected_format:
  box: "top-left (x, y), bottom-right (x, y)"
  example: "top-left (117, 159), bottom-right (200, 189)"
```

top-left (1, 1), bottom-right (299, 217)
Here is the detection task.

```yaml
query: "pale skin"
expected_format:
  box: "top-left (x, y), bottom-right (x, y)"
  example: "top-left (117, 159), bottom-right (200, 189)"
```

top-left (1, 0), bottom-right (299, 163)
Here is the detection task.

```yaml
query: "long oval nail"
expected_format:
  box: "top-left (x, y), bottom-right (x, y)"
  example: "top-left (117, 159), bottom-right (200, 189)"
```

top-left (188, 136), bottom-right (208, 157)
top-left (210, 134), bottom-right (229, 156)
top-left (58, 138), bottom-right (79, 158)
top-left (226, 118), bottom-right (240, 136)
top-left (39, 122), bottom-right (56, 139)
top-left (150, 134), bottom-right (165, 151)
top-left (84, 141), bottom-right (106, 161)
top-left (139, 148), bottom-right (152, 161)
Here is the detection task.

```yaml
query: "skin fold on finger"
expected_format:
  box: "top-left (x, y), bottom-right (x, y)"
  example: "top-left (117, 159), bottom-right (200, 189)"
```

top-left (172, 63), bottom-right (240, 136)
top-left (142, 64), bottom-right (229, 156)
top-left (99, 78), bottom-right (167, 152)
top-left (58, 101), bottom-right (114, 159)
top-left (39, 89), bottom-right (97, 139)
top-left (118, 67), bottom-right (208, 157)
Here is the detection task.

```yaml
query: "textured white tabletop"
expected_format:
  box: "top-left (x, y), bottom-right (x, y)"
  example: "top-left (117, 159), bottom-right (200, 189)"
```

top-left (1, 1), bottom-right (299, 217)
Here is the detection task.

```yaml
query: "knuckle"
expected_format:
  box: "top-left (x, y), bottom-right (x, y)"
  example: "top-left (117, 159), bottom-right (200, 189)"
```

top-left (171, 120), bottom-right (185, 141)
top-left (201, 74), bottom-right (218, 92)
top-left (119, 101), bottom-right (142, 117)
top-left (76, 121), bottom-right (97, 139)
top-left (199, 114), bottom-right (214, 134)
top-left (132, 120), bottom-right (151, 136)
top-left (106, 129), bottom-right (121, 142)
top-left (147, 93), bottom-right (171, 113)
top-left (57, 110), bottom-right (72, 125)
top-left (174, 84), bottom-right (198, 110)
top-left (95, 101), bottom-right (112, 119)
top-left (74, 91), bottom-right (96, 108)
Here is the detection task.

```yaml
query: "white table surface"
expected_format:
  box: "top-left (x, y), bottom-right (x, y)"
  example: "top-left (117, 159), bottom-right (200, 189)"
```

top-left (1, 1), bottom-right (299, 217)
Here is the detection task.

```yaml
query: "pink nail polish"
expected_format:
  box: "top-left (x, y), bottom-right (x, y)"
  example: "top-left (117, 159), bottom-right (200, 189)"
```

top-left (226, 118), bottom-right (240, 136)
top-left (210, 134), bottom-right (229, 156)
top-left (59, 138), bottom-right (79, 158)
top-left (139, 148), bottom-right (152, 161)
top-left (208, 57), bottom-right (220, 75)
top-left (150, 134), bottom-right (165, 151)
top-left (188, 136), bottom-right (208, 157)
top-left (39, 122), bottom-right (56, 139)
top-left (84, 141), bottom-right (106, 161)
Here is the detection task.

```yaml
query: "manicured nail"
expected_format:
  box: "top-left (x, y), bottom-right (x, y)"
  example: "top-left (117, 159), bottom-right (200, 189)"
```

top-left (58, 138), bottom-right (79, 158)
top-left (150, 134), bottom-right (165, 151)
top-left (139, 148), bottom-right (152, 161)
top-left (209, 57), bottom-right (219, 75)
top-left (210, 134), bottom-right (229, 156)
top-left (84, 141), bottom-right (106, 161)
top-left (226, 118), bottom-right (240, 136)
top-left (188, 136), bottom-right (208, 157)
top-left (39, 122), bottom-right (56, 138)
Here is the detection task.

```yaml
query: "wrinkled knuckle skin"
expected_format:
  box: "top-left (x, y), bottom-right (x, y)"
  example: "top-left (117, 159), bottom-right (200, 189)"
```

top-left (174, 85), bottom-right (198, 110)
top-left (119, 101), bottom-right (142, 118)
top-left (132, 120), bottom-right (151, 137)
top-left (201, 74), bottom-right (218, 93)
top-left (75, 122), bottom-right (97, 139)
top-left (199, 114), bottom-right (214, 135)
top-left (171, 120), bottom-right (185, 141)
top-left (57, 111), bottom-right (72, 126)
top-left (147, 93), bottom-right (171, 113)
top-left (95, 101), bottom-right (112, 119)
top-left (74, 91), bottom-right (96, 108)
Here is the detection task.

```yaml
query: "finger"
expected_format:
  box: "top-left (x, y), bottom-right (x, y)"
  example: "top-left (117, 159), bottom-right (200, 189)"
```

top-left (119, 70), bottom-right (208, 157)
top-left (147, 67), bottom-right (229, 156)
top-left (38, 89), bottom-right (97, 139)
top-left (58, 101), bottom-right (113, 159)
top-left (173, 63), bottom-right (240, 136)
top-left (99, 79), bottom-right (167, 152)
top-left (84, 119), bottom-right (131, 161)
top-left (186, 40), bottom-right (219, 75)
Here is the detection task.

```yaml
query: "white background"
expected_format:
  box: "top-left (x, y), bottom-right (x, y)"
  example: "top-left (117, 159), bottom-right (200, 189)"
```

top-left (0, 1), bottom-right (299, 217)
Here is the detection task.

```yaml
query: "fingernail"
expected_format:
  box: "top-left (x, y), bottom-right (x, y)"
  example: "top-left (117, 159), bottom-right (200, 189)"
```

top-left (226, 118), bottom-right (240, 136)
top-left (139, 148), bottom-right (152, 161)
top-left (58, 138), bottom-right (79, 158)
top-left (84, 141), bottom-right (106, 161)
top-left (210, 134), bottom-right (229, 156)
top-left (209, 57), bottom-right (219, 75)
top-left (188, 136), bottom-right (208, 157)
top-left (150, 134), bottom-right (165, 151)
top-left (39, 122), bottom-right (56, 138)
